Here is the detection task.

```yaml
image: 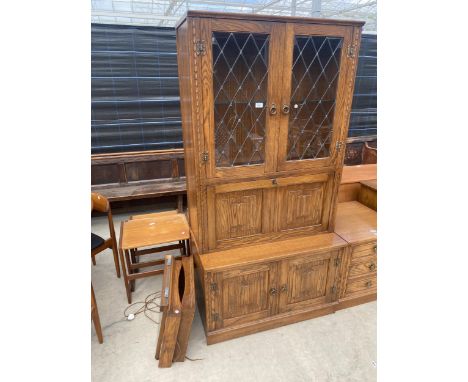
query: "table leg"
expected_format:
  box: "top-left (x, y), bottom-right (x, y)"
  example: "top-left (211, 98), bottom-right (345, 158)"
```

top-left (130, 249), bottom-right (138, 292)
top-left (119, 247), bottom-right (132, 304)
top-left (125, 249), bottom-right (135, 293)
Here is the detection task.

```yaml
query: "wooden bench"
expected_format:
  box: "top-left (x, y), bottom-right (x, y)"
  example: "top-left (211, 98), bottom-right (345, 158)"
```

top-left (91, 149), bottom-right (187, 210)
top-left (92, 148), bottom-right (376, 212)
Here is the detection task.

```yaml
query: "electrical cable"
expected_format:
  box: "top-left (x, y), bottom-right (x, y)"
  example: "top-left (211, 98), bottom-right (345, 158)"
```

top-left (123, 291), bottom-right (162, 324)
top-left (123, 290), bottom-right (204, 362)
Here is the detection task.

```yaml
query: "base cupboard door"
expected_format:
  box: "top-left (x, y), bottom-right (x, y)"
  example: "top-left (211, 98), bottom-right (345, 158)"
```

top-left (207, 262), bottom-right (279, 330)
top-left (278, 250), bottom-right (341, 313)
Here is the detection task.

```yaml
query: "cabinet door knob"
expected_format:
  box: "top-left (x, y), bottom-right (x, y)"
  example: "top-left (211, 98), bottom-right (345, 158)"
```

top-left (368, 263), bottom-right (376, 271)
top-left (280, 284), bottom-right (288, 293)
top-left (269, 287), bottom-right (277, 295)
top-left (269, 103), bottom-right (277, 115)
top-left (365, 281), bottom-right (372, 288)
top-left (282, 104), bottom-right (290, 114)
top-left (373, 245), bottom-right (377, 253)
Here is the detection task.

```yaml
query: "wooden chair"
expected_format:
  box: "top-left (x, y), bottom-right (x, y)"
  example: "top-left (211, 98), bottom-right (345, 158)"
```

top-left (362, 142), bottom-right (377, 164)
top-left (91, 192), bottom-right (120, 278)
top-left (91, 284), bottom-right (103, 344)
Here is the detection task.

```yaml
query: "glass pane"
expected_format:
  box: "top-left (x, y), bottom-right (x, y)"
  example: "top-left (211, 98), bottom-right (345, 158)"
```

top-left (212, 32), bottom-right (269, 168)
top-left (287, 35), bottom-right (343, 161)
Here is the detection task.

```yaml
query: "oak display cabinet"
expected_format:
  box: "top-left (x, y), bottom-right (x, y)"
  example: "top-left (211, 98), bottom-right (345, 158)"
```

top-left (176, 11), bottom-right (365, 343)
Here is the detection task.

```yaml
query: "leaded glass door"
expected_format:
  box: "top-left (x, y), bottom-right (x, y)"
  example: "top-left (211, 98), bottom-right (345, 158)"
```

top-left (199, 19), bottom-right (283, 178)
top-left (277, 24), bottom-right (354, 172)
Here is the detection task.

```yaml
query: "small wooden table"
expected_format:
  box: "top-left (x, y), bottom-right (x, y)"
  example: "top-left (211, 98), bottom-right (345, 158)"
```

top-left (118, 213), bottom-right (190, 303)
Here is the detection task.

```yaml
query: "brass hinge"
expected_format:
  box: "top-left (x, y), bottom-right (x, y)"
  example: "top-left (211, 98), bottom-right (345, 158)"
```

top-left (347, 45), bottom-right (355, 58)
top-left (334, 257), bottom-right (341, 267)
top-left (201, 151), bottom-right (209, 163)
top-left (212, 313), bottom-right (219, 321)
top-left (336, 141), bottom-right (344, 152)
top-left (210, 282), bottom-right (218, 292)
top-left (195, 40), bottom-right (206, 56)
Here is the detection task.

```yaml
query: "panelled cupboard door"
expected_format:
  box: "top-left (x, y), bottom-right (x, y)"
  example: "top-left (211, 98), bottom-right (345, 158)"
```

top-left (199, 19), bottom-right (285, 179)
top-left (205, 172), bottom-right (336, 251)
top-left (278, 250), bottom-right (341, 313)
top-left (206, 179), bottom-right (276, 250)
top-left (208, 262), bottom-right (279, 330)
top-left (275, 173), bottom-right (334, 234)
top-left (277, 23), bottom-right (356, 172)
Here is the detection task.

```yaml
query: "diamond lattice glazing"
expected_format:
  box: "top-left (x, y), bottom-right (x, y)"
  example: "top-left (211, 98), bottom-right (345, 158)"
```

top-left (212, 32), bottom-right (270, 167)
top-left (287, 35), bottom-right (343, 161)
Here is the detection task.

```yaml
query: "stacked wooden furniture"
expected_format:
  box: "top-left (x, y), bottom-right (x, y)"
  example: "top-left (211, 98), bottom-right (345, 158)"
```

top-left (155, 255), bottom-right (196, 367)
top-left (176, 11), bottom-right (369, 344)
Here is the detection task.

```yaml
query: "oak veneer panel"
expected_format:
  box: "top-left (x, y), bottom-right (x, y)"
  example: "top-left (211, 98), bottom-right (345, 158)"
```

top-left (337, 182), bottom-right (361, 202)
top-left (278, 250), bottom-right (340, 314)
top-left (340, 164), bottom-right (376, 184)
top-left (278, 183), bottom-right (324, 230)
top-left (345, 275), bottom-right (376, 296)
top-left (156, 260), bottom-right (182, 368)
top-left (215, 189), bottom-right (263, 240)
top-left (173, 256), bottom-right (196, 362)
top-left (206, 304), bottom-right (336, 345)
top-left (360, 179), bottom-right (376, 190)
top-left (334, 201), bottom-right (377, 244)
top-left (336, 293), bottom-right (376, 311)
top-left (177, 10), bottom-right (365, 29)
top-left (358, 179), bottom-right (377, 211)
top-left (200, 233), bottom-right (347, 271)
top-left (176, 18), bottom-right (203, 255)
top-left (120, 214), bottom-right (189, 249)
top-left (348, 255), bottom-right (377, 278)
top-left (219, 263), bottom-right (276, 327)
top-left (351, 242), bottom-right (377, 260)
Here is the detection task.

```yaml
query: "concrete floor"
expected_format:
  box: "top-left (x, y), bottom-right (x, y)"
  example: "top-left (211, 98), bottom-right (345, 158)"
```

top-left (92, 206), bottom-right (376, 382)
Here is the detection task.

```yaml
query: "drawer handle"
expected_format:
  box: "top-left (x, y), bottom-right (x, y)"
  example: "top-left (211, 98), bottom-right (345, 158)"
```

top-left (365, 281), bottom-right (373, 288)
top-left (269, 287), bottom-right (278, 295)
top-left (280, 284), bottom-right (288, 293)
top-left (368, 263), bottom-right (376, 271)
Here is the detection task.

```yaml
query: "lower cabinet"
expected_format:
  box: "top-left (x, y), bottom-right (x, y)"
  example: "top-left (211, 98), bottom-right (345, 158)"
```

top-left (205, 249), bottom-right (343, 335)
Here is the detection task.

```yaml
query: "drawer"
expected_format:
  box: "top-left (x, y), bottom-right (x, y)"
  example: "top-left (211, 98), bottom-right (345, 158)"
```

top-left (345, 275), bottom-right (376, 297)
top-left (349, 255), bottom-right (377, 279)
top-left (351, 241), bottom-right (377, 260)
